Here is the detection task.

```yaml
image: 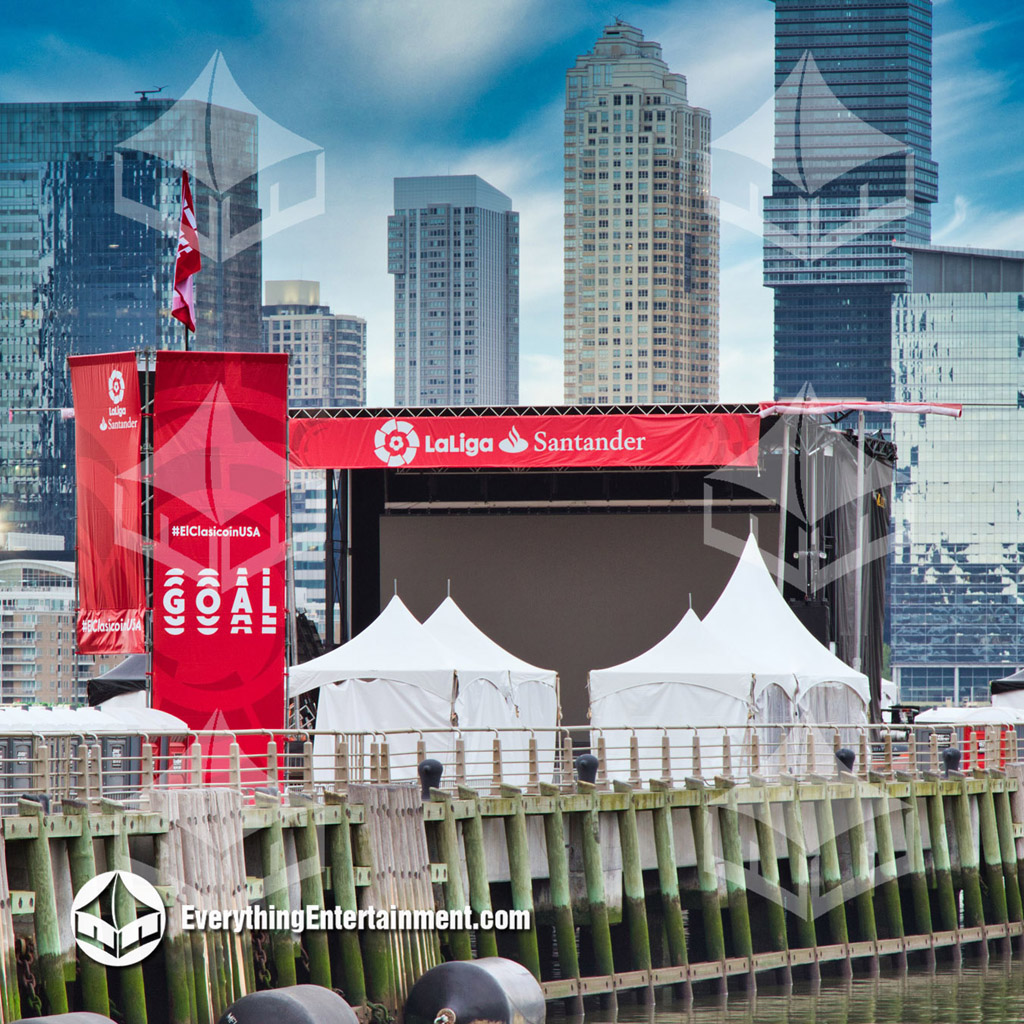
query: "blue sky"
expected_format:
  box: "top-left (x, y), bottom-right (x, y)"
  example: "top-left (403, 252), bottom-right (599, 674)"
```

top-left (4, 0), bottom-right (1023, 405)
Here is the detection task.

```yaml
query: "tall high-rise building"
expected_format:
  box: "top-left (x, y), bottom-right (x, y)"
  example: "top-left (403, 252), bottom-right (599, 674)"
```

top-left (563, 21), bottom-right (719, 405)
top-left (262, 280), bottom-right (367, 409)
top-left (388, 175), bottom-right (519, 406)
top-left (890, 243), bottom-right (1024, 704)
top-left (0, 99), bottom-right (261, 547)
top-left (764, 0), bottom-right (938, 403)
top-left (263, 280), bottom-right (366, 635)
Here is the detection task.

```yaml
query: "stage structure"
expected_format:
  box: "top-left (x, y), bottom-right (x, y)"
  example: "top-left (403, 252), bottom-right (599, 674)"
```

top-left (290, 403), bottom-right (905, 723)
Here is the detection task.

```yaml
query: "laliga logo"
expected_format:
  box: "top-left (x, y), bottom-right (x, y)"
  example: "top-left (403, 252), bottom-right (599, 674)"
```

top-left (73, 870), bottom-right (166, 967)
top-left (108, 369), bottom-right (126, 405)
top-left (374, 419), bottom-right (420, 467)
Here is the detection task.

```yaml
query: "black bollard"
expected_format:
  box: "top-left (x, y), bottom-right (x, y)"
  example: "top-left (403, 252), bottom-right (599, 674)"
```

top-left (836, 747), bottom-right (856, 773)
top-left (419, 758), bottom-right (444, 799)
top-left (942, 746), bottom-right (961, 776)
top-left (575, 753), bottom-right (598, 784)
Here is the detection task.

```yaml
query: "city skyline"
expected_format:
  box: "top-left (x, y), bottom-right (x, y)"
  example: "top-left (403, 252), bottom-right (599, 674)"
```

top-left (3, 1), bottom-right (1021, 406)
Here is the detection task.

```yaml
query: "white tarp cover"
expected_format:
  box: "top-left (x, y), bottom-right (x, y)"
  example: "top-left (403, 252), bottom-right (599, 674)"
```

top-left (703, 533), bottom-right (870, 719)
top-left (589, 609), bottom-right (755, 780)
top-left (915, 705), bottom-right (1024, 727)
top-left (0, 705), bottom-right (188, 735)
top-left (288, 596), bottom-right (457, 781)
top-left (424, 597), bottom-right (559, 785)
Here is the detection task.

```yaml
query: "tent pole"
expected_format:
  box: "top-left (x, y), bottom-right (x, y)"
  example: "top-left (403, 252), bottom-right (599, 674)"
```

top-left (776, 419), bottom-right (791, 593)
top-left (853, 412), bottom-right (866, 673)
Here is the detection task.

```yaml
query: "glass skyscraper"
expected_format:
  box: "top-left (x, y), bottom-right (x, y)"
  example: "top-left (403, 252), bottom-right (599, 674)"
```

top-left (388, 175), bottom-right (519, 407)
top-left (891, 243), bottom-right (1024, 703)
top-left (764, 0), bottom-right (938, 403)
top-left (563, 21), bottom-right (719, 404)
top-left (0, 99), bottom-right (261, 547)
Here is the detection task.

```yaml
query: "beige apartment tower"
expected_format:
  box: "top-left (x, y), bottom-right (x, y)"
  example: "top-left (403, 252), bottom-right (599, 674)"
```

top-left (563, 22), bottom-right (719, 404)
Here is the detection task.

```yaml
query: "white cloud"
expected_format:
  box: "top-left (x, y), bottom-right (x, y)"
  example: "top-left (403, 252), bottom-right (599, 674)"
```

top-left (935, 198), bottom-right (1024, 253)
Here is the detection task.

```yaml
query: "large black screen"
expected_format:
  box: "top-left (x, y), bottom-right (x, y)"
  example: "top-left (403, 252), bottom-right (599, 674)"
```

top-left (379, 510), bottom-right (779, 724)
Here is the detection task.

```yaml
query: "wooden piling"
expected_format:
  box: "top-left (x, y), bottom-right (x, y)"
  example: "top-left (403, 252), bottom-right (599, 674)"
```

top-left (868, 776), bottom-right (906, 970)
top-left (687, 781), bottom-right (727, 993)
top-left (430, 790), bottom-right (473, 962)
top-left (577, 780), bottom-right (617, 1008)
top-left (649, 780), bottom-right (691, 1001)
top-left (290, 795), bottom-right (332, 987)
top-left (456, 786), bottom-right (498, 959)
top-left (952, 775), bottom-right (986, 938)
top-left (924, 777), bottom-right (962, 965)
top-left (895, 775), bottom-right (935, 968)
top-left (718, 782), bottom-right (755, 988)
top-left (780, 776), bottom-right (819, 981)
top-left (843, 774), bottom-right (879, 975)
top-left (324, 792), bottom-right (367, 1006)
top-left (613, 781), bottom-right (653, 1002)
top-left (994, 786), bottom-right (1024, 927)
top-left (750, 781), bottom-right (792, 985)
top-left (977, 775), bottom-right (1009, 951)
top-left (811, 778), bottom-right (852, 977)
top-left (19, 798), bottom-right (68, 1016)
top-left (63, 800), bottom-right (110, 1017)
top-left (500, 784), bottom-right (542, 980)
top-left (538, 782), bottom-right (582, 1013)
top-left (102, 800), bottom-right (147, 1024)
top-left (256, 793), bottom-right (297, 987)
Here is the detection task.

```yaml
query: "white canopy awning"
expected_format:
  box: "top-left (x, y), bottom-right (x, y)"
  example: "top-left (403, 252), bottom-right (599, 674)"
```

top-left (703, 534), bottom-right (870, 707)
top-left (424, 596), bottom-right (558, 705)
top-left (288, 595), bottom-right (456, 700)
top-left (589, 608), bottom-right (754, 707)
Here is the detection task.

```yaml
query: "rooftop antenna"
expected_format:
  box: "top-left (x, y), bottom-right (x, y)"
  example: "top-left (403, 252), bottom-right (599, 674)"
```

top-left (446, 579), bottom-right (451, 598)
top-left (135, 86), bottom-right (166, 102)
top-left (688, 593), bottom-right (692, 610)
top-left (393, 578), bottom-right (398, 596)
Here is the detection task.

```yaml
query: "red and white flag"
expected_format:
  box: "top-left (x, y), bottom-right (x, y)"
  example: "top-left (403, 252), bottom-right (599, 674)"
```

top-left (171, 170), bottom-right (201, 332)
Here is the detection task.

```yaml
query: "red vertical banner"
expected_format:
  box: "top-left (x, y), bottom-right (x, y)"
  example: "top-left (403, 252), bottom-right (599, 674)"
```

top-left (69, 353), bottom-right (146, 654)
top-left (152, 353), bottom-right (288, 744)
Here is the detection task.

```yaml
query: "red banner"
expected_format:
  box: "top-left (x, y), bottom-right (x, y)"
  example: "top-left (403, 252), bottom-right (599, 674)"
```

top-left (290, 413), bottom-right (760, 470)
top-left (69, 353), bottom-right (145, 654)
top-left (152, 353), bottom-right (288, 741)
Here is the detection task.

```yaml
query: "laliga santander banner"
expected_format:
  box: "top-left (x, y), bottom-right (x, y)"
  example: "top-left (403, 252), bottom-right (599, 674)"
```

top-left (152, 353), bottom-right (288, 742)
top-left (69, 353), bottom-right (146, 654)
top-left (290, 412), bottom-right (760, 470)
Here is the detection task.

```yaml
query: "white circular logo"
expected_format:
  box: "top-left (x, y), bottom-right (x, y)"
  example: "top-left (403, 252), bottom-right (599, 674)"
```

top-left (108, 369), bottom-right (126, 405)
top-left (72, 869), bottom-right (167, 967)
top-left (374, 418), bottom-right (420, 467)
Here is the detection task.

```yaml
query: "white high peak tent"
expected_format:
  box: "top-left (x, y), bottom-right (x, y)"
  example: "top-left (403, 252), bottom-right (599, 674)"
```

top-left (423, 596), bottom-right (560, 786)
top-left (288, 595), bottom-right (458, 781)
top-left (703, 533), bottom-right (870, 729)
top-left (588, 608), bottom-right (756, 780)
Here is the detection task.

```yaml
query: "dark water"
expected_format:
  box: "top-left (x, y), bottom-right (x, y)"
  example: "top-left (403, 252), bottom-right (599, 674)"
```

top-left (555, 960), bottom-right (1024, 1023)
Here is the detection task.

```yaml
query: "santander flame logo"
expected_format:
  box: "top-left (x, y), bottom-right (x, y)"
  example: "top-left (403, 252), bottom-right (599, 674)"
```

top-left (374, 419), bottom-right (420, 467)
top-left (498, 426), bottom-right (529, 454)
